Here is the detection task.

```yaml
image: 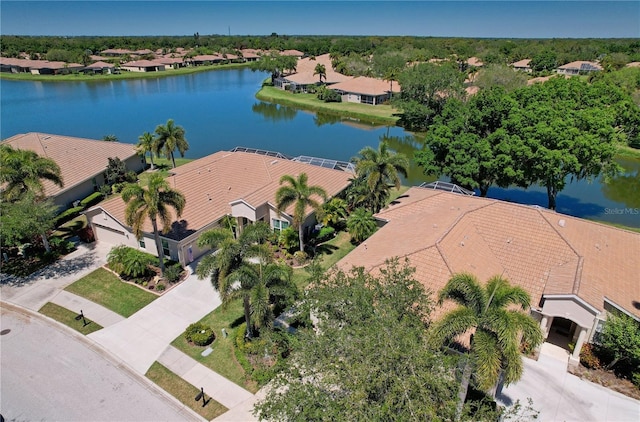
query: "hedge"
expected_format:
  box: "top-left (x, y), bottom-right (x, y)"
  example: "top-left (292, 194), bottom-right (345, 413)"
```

top-left (80, 191), bottom-right (103, 208)
top-left (55, 206), bottom-right (84, 225)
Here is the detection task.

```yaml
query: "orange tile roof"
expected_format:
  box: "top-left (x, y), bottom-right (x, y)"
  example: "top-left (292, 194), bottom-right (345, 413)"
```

top-left (558, 61), bottom-right (603, 71)
top-left (511, 59), bottom-right (531, 68)
top-left (295, 54), bottom-right (334, 73)
top-left (467, 57), bottom-right (484, 67)
top-left (284, 71), bottom-right (352, 85)
top-left (328, 76), bottom-right (401, 96)
top-left (86, 61), bottom-right (115, 69)
top-left (281, 49), bottom-right (305, 57)
top-left (98, 151), bottom-right (352, 241)
top-left (338, 187), bottom-right (640, 319)
top-left (1, 132), bottom-right (138, 198)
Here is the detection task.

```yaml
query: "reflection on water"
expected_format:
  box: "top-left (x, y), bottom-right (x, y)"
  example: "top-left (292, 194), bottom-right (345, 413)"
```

top-left (1, 69), bottom-right (638, 228)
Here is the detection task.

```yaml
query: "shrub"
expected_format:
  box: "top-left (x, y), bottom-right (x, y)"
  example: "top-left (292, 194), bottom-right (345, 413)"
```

top-left (580, 343), bottom-right (602, 369)
top-left (55, 206), bottom-right (84, 225)
top-left (278, 227), bottom-right (299, 253)
top-left (293, 250), bottom-right (307, 265)
top-left (632, 372), bottom-right (640, 388)
top-left (314, 226), bottom-right (335, 243)
top-left (78, 226), bottom-right (95, 243)
top-left (156, 283), bottom-right (166, 292)
top-left (184, 322), bottom-right (215, 346)
top-left (80, 192), bottom-right (103, 208)
top-left (107, 245), bottom-right (153, 279)
top-left (164, 264), bottom-right (183, 283)
top-left (49, 237), bottom-right (75, 254)
top-left (111, 183), bottom-right (124, 194)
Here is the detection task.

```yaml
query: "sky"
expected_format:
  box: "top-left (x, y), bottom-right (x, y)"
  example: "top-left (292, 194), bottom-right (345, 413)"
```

top-left (0, 1), bottom-right (638, 38)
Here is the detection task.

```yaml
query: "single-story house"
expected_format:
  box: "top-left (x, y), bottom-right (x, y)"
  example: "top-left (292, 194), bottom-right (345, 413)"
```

top-left (328, 76), bottom-right (400, 105)
top-left (85, 150), bottom-right (353, 266)
top-left (556, 61), bottom-right (602, 75)
top-left (337, 186), bottom-right (640, 367)
top-left (467, 57), bottom-right (484, 67)
top-left (189, 55), bottom-right (225, 66)
top-left (100, 48), bottom-right (134, 57)
top-left (280, 49), bottom-right (305, 58)
top-left (83, 61), bottom-right (115, 74)
top-left (511, 59), bottom-right (532, 72)
top-left (276, 70), bottom-right (352, 93)
top-left (240, 49), bottom-right (262, 62)
top-left (0, 58), bottom-right (83, 75)
top-left (120, 60), bottom-right (166, 72)
top-left (154, 57), bottom-right (186, 69)
top-left (1, 132), bottom-right (145, 208)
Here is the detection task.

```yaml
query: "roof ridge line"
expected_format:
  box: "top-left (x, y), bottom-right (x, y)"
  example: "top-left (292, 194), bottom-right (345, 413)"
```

top-left (376, 190), bottom-right (445, 217)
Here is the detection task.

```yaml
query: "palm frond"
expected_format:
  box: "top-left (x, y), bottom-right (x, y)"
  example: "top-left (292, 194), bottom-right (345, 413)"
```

top-left (472, 330), bottom-right (502, 391)
top-left (438, 273), bottom-right (486, 314)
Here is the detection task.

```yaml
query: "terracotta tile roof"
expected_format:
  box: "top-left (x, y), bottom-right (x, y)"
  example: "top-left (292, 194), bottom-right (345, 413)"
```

top-left (281, 49), bottom-right (305, 57)
top-left (283, 71), bottom-right (352, 85)
top-left (467, 57), bottom-right (484, 67)
top-left (121, 60), bottom-right (164, 68)
top-left (1, 132), bottom-right (138, 198)
top-left (338, 187), bottom-right (640, 319)
top-left (154, 57), bottom-right (184, 65)
top-left (98, 151), bottom-right (352, 241)
top-left (557, 61), bottom-right (603, 71)
top-left (0, 58), bottom-right (83, 70)
top-left (86, 61), bottom-right (115, 69)
top-left (191, 54), bottom-right (224, 61)
top-left (625, 62), bottom-right (640, 68)
top-left (295, 54), bottom-right (334, 73)
top-left (328, 76), bottom-right (401, 96)
top-left (101, 48), bottom-right (133, 55)
top-left (511, 59), bottom-right (531, 68)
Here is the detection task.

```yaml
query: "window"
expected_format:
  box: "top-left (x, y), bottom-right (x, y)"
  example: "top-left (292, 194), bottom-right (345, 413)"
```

top-left (139, 239), bottom-right (146, 248)
top-left (161, 239), bottom-right (170, 257)
top-left (272, 219), bottom-right (290, 233)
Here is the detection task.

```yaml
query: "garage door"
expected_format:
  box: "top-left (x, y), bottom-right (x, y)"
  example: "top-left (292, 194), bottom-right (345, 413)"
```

top-left (92, 223), bottom-right (127, 246)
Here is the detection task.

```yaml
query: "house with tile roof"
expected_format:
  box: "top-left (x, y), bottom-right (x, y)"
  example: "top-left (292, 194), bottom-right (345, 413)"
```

top-left (83, 61), bottom-right (115, 74)
top-left (274, 54), bottom-right (353, 93)
top-left (510, 59), bottom-right (532, 72)
top-left (556, 61), bottom-right (602, 75)
top-left (85, 150), bottom-right (353, 266)
top-left (120, 60), bottom-right (166, 72)
top-left (1, 133), bottom-right (144, 207)
top-left (337, 186), bottom-right (640, 367)
top-left (328, 76), bottom-right (400, 105)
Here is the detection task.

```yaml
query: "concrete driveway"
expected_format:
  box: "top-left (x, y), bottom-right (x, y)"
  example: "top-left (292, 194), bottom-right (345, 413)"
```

top-left (498, 344), bottom-right (640, 421)
top-left (88, 267), bottom-right (221, 374)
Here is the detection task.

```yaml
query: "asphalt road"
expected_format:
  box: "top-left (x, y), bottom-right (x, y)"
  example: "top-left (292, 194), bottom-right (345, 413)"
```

top-left (0, 305), bottom-right (199, 422)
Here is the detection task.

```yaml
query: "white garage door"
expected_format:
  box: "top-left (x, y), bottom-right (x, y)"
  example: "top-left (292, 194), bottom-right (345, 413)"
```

top-left (92, 223), bottom-right (127, 246)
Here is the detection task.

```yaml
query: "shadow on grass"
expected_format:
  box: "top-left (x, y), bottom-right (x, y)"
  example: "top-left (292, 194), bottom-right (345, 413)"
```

top-left (314, 243), bottom-right (339, 256)
top-left (230, 315), bottom-right (245, 328)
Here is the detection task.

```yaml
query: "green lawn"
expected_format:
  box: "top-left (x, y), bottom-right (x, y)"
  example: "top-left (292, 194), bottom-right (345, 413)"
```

top-left (146, 362), bottom-right (228, 420)
top-left (65, 268), bottom-right (157, 317)
top-left (256, 85), bottom-right (400, 125)
top-left (171, 299), bottom-right (259, 393)
top-left (0, 62), bottom-right (250, 82)
top-left (39, 302), bottom-right (104, 335)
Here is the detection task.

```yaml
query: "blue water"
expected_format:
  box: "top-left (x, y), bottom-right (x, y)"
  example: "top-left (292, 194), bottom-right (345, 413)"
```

top-left (1, 69), bottom-right (639, 228)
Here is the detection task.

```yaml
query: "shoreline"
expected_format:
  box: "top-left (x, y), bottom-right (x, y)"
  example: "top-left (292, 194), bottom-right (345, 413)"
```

top-left (0, 62), bottom-right (251, 83)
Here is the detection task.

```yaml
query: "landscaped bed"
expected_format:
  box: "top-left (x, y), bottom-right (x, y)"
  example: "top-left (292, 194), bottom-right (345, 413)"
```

top-left (64, 268), bottom-right (157, 317)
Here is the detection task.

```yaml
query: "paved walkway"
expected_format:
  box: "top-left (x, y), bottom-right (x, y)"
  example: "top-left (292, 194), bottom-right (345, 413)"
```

top-left (498, 343), bottom-right (640, 421)
top-left (159, 346), bottom-right (255, 409)
top-left (51, 289), bottom-right (125, 327)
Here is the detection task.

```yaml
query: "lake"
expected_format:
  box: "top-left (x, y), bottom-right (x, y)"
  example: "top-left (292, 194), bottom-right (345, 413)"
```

top-left (1, 68), bottom-right (639, 228)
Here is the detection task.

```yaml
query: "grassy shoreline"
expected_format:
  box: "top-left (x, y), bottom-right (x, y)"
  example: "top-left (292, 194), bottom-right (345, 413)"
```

top-left (255, 84), bottom-right (400, 126)
top-left (0, 62), bottom-right (251, 82)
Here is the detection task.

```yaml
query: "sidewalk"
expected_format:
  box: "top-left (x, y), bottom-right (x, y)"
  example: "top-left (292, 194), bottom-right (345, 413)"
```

top-left (50, 290), bottom-right (125, 327)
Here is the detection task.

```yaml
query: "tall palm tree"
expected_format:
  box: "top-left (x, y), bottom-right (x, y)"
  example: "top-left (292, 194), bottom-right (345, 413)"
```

top-left (275, 173), bottom-right (327, 252)
top-left (121, 173), bottom-right (186, 276)
top-left (136, 132), bottom-right (157, 170)
top-left (429, 273), bottom-right (543, 421)
top-left (351, 142), bottom-right (409, 213)
top-left (313, 63), bottom-right (327, 83)
top-left (195, 222), bottom-right (273, 338)
top-left (154, 119), bottom-right (189, 168)
top-left (346, 207), bottom-right (377, 244)
top-left (0, 145), bottom-right (63, 202)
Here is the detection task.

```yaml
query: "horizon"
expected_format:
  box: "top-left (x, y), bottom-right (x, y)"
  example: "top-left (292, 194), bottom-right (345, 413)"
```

top-left (1, 1), bottom-right (639, 39)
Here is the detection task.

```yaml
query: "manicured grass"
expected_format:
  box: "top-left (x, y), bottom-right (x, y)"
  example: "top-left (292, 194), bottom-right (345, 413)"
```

top-left (65, 268), bottom-right (157, 317)
top-left (52, 214), bottom-right (88, 239)
top-left (0, 62), bottom-right (250, 82)
top-left (39, 302), bottom-right (103, 335)
top-left (615, 145), bottom-right (640, 160)
top-left (256, 85), bottom-right (400, 125)
top-left (146, 362), bottom-right (228, 420)
top-left (171, 299), bottom-right (259, 393)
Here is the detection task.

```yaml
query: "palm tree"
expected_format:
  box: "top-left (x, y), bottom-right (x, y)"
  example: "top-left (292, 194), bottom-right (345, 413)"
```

top-left (121, 173), bottom-right (186, 276)
top-left (313, 63), bottom-right (327, 83)
top-left (195, 222), bottom-right (273, 338)
top-left (102, 134), bottom-right (119, 142)
top-left (0, 145), bottom-right (63, 202)
top-left (275, 173), bottom-right (327, 252)
top-left (346, 208), bottom-right (377, 243)
top-left (319, 197), bottom-right (348, 228)
top-left (136, 132), bottom-right (157, 170)
top-left (351, 142), bottom-right (409, 213)
top-left (154, 119), bottom-right (189, 168)
top-left (429, 273), bottom-right (543, 421)
top-left (383, 67), bottom-right (400, 97)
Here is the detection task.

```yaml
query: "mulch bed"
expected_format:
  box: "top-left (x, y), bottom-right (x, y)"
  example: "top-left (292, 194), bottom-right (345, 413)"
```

top-left (569, 365), bottom-right (640, 400)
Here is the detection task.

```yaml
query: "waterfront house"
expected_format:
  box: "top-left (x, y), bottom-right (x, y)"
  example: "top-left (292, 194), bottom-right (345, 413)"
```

top-left (120, 60), bottom-right (166, 72)
top-left (1, 133), bottom-right (144, 208)
top-left (337, 186), bottom-right (640, 367)
top-left (328, 76), bottom-right (400, 105)
top-left (85, 149), bottom-right (353, 266)
top-left (83, 61), bottom-right (115, 74)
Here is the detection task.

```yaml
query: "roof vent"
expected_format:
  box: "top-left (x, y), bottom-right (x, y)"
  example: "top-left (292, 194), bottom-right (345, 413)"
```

top-left (270, 160), bottom-right (278, 165)
top-left (206, 194), bottom-right (211, 201)
top-left (558, 219), bottom-right (566, 228)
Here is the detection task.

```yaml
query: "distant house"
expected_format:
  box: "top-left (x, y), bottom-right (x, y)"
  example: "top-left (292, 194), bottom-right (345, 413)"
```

top-left (467, 57), bottom-right (484, 67)
top-left (0, 58), bottom-right (83, 75)
top-left (240, 49), bottom-right (262, 62)
top-left (85, 149), bottom-right (353, 266)
top-left (154, 57), bottom-right (185, 69)
top-left (83, 61), bottom-right (115, 74)
top-left (625, 62), bottom-right (640, 68)
top-left (277, 71), bottom-right (352, 93)
top-left (338, 186), bottom-right (640, 368)
top-left (189, 55), bottom-right (225, 66)
top-left (100, 48), bottom-right (134, 57)
top-left (556, 61), bottom-right (602, 75)
top-left (0, 133), bottom-right (144, 207)
top-left (120, 60), bottom-right (166, 72)
top-left (511, 59), bottom-right (532, 72)
top-left (280, 49), bottom-right (305, 58)
top-left (328, 76), bottom-right (400, 105)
